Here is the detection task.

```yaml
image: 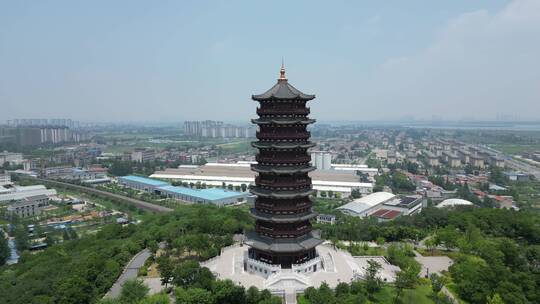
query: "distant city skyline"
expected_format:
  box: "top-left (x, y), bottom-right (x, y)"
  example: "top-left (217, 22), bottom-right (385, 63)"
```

top-left (1, 1), bottom-right (540, 122)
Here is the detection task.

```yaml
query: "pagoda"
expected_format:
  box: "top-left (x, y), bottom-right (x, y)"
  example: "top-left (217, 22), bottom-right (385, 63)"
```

top-left (245, 64), bottom-right (323, 272)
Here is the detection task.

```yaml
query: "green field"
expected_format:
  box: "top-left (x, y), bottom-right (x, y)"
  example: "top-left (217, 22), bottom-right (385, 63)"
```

top-left (216, 140), bottom-right (254, 153)
top-left (489, 144), bottom-right (540, 155)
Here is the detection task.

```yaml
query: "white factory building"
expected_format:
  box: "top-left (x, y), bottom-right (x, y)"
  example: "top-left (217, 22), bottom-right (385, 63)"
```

top-left (337, 192), bottom-right (424, 221)
top-left (150, 162), bottom-right (373, 198)
top-left (0, 185), bottom-right (57, 203)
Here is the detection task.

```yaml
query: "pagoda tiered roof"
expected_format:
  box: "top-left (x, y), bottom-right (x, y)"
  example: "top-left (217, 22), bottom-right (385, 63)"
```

top-left (252, 81), bottom-right (315, 101)
top-left (251, 118), bottom-right (315, 125)
top-left (251, 163), bottom-right (315, 174)
top-left (251, 141), bottom-right (315, 150)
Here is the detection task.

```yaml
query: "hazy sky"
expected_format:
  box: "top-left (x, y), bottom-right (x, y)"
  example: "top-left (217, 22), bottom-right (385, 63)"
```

top-left (1, 0), bottom-right (539, 123)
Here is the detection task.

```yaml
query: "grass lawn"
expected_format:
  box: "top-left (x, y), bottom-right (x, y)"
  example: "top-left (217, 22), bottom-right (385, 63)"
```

top-left (313, 198), bottom-right (345, 214)
top-left (373, 284), bottom-right (435, 304)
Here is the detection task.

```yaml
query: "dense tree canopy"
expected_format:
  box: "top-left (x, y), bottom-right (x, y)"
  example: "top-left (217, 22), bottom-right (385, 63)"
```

top-left (0, 205), bottom-right (253, 304)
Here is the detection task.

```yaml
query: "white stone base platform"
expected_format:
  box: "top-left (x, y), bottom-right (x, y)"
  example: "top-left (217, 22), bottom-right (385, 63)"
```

top-left (201, 242), bottom-right (399, 301)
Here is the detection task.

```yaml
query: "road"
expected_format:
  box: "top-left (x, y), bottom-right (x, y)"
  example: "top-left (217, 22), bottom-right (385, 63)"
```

top-left (476, 145), bottom-right (540, 179)
top-left (104, 248), bottom-right (152, 298)
top-left (35, 178), bottom-right (173, 213)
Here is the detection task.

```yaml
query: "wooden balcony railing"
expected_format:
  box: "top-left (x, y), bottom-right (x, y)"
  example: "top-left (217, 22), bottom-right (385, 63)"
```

top-left (257, 107), bottom-right (310, 115)
top-left (256, 132), bottom-right (310, 140)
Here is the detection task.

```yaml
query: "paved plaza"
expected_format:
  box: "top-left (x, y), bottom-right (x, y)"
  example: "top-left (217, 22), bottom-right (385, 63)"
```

top-left (414, 253), bottom-right (454, 277)
top-left (201, 242), bottom-right (400, 301)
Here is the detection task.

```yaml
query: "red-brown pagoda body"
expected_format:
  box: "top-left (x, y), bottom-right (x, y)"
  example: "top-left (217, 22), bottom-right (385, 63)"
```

top-left (245, 65), bottom-right (323, 269)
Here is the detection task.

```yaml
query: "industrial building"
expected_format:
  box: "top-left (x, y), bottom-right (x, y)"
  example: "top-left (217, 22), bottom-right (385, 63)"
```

top-left (118, 175), bottom-right (169, 192)
top-left (0, 185), bottom-right (57, 203)
top-left (337, 192), bottom-right (396, 217)
top-left (150, 162), bottom-right (373, 198)
top-left (337, 192), bottom-right (423, 221)
top-left (157, 185), bottom-right (247, 206)
top-left (117, 175), bottom-right (248, 206)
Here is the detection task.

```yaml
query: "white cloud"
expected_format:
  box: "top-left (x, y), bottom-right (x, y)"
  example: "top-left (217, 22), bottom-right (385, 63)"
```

top-left (365, 0), bottom-right (540, 120)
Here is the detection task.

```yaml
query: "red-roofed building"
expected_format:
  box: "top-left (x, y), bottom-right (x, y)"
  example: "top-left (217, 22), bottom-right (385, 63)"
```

top-left (369, 209), bottom-right (402, 222)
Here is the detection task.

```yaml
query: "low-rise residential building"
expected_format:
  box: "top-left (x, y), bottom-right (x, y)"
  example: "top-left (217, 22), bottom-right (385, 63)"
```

top-left (424, 151), bottom-right (439, 167)
top-left (316, 214), bottom-right (336, 225)
top-left (387, 151), bottom-right (397, 164)
top-left (406, 151), bottom-right (417, 163)
top-left (503, 171), bottom-right (529, 182)
top-left (0, 151), bottom-right (23, 165)
top-left (7, 194), bottom-right (49, 218)
top-left (470, 155), bottom-right (485, 168)
top-left (442, 151), bottom-right (461, 168)
top-left (457, 149), bottom-right (471, 164)
top-left (131, 148), bottom-right (155, 163)
top-left (0, 173), bottom-right (11, 186)
top-left (489, 155), bottom-right (505, 168)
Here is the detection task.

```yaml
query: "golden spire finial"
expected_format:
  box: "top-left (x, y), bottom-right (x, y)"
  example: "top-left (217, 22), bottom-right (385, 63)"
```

top-left (279, 58), bottom-right (287, 81)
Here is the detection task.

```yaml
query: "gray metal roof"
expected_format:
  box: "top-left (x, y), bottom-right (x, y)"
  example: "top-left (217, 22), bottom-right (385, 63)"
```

top-left (252, 80), bottom-right (315, 101)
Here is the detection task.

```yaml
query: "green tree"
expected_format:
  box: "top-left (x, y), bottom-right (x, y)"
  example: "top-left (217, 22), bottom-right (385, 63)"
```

top-left (138, 293), bottom-right (170, 304)
top-left (212, 279), bottom-right (246, 304)
top-left (365, 259), bottom-right (382, 294)
top-left (110, 161), bottom-right (133, 176)
top-left (486, 293), bottom-right (505, 304)
top-left (175, 287), bottom-right (213, 304)
top-left (172, 260), bottom-right (214, 289)
top-left (119, 279), bottom-right (149, 304)
top-left (157, 255), bottom-right (174, 288)
top-left (0, 234), bottom-right (10, 266)
top-left (13, 224), bottom-right (28, 251)
top-left (429, 273), bottom-right (444, 294)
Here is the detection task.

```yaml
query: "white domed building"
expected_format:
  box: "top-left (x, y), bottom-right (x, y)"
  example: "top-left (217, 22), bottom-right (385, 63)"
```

top-left (436, 198), bottom-right (474, 208)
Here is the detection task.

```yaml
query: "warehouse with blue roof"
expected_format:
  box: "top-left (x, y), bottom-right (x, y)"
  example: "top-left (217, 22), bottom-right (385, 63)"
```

top-left (117, 175), bottom-right (248, 206)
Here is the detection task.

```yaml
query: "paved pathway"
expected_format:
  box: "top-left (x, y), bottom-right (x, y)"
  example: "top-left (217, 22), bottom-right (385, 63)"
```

top-left (284, 289), bottom-right (297, 304)
top-left (413, 250), bottom-right (454, 278)
top-left (105, 248), bottom-right (152, 298)
top-left (442, 286), bottom-right (459, 304)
